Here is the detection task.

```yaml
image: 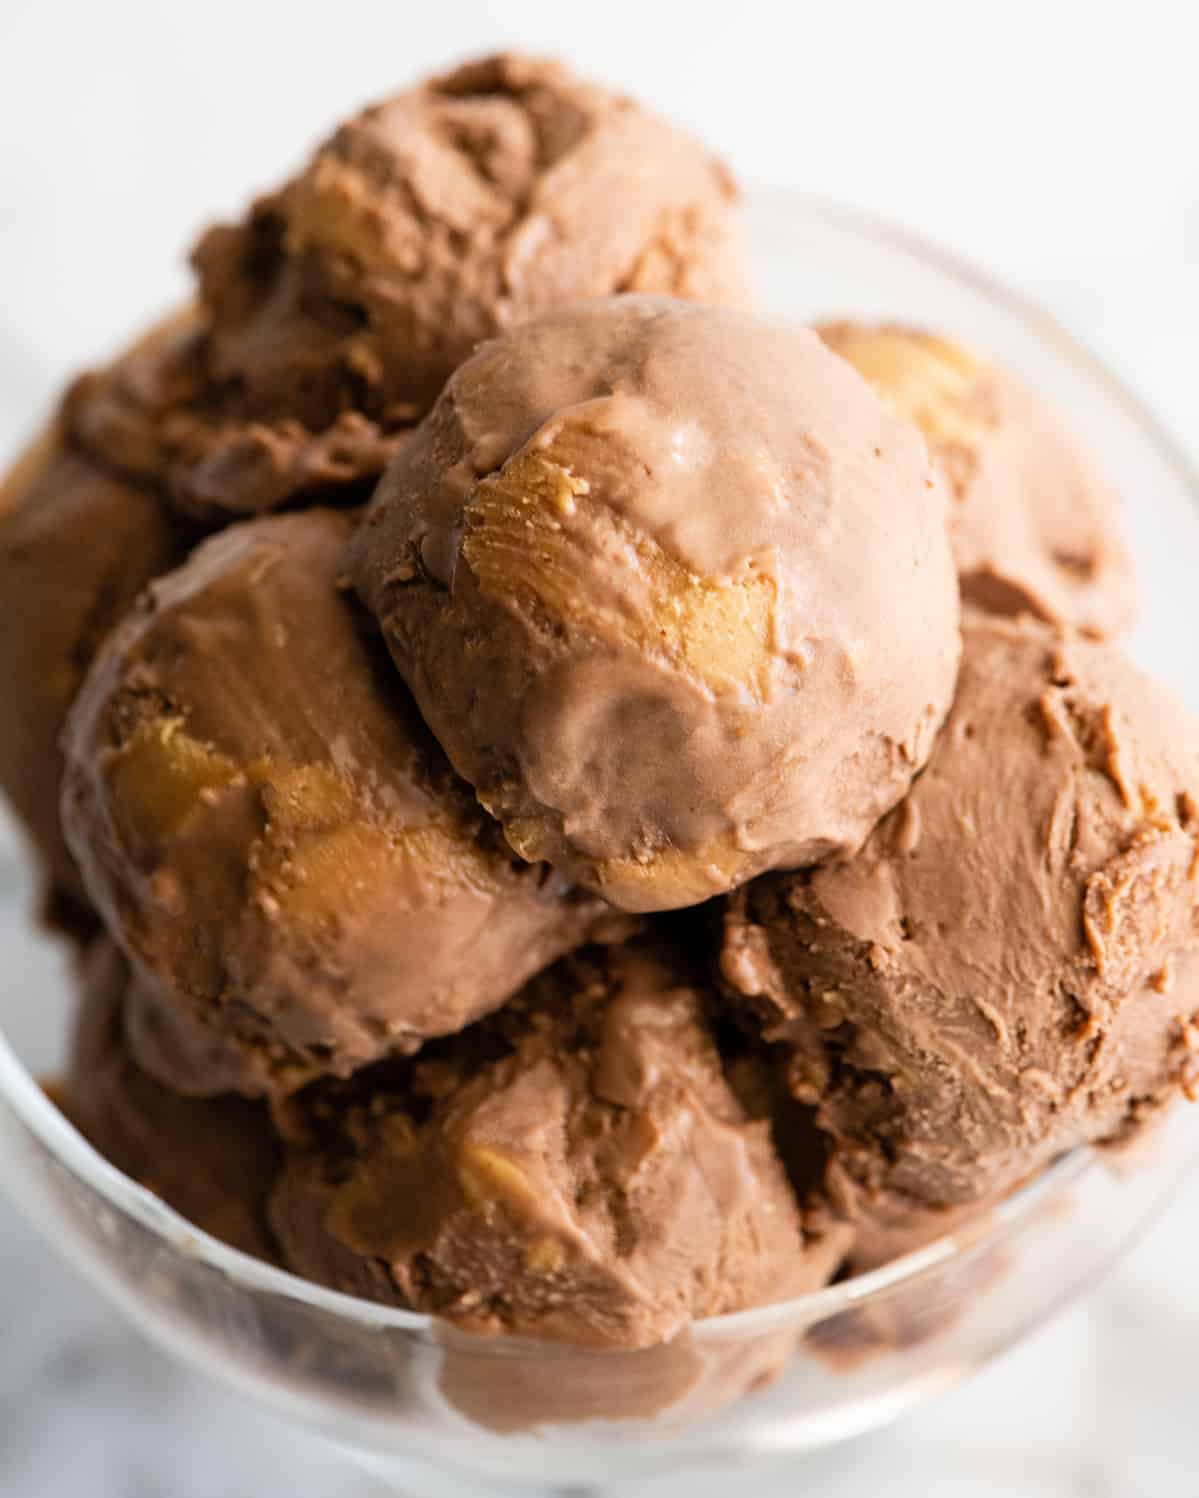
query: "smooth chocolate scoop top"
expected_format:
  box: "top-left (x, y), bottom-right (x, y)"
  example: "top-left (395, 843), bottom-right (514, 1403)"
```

top-left (350, 295), bottom-right (961, 912)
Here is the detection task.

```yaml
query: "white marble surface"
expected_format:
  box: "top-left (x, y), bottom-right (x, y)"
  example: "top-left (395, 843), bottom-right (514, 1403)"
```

top-left (2, 3), bottom-right (1198, 1493)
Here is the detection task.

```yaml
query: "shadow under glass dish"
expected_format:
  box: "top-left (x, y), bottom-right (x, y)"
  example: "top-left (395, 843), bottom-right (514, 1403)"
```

top-left (1, 192), bottom-right (1197, 1497)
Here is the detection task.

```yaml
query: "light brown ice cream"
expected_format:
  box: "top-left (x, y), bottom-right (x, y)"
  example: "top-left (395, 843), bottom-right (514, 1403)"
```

top-left (61, 508), bottom-right (612, 1097)
top-left (435, 1320), bottom-right (803, 1433)
top-left (350, 296), bottom-right (961, 913)
top-left (270, 946), bottom-right (847, 1348)
top-left (0, 425), bottom-right (182, 926)
top-left (817, 323), bottom-right (1136, 637)
top-left (721, 613), bottom-right (1199, 1248)
top-left (66, 54), bottom-right (749, 525)
top-left (60, 938), bottom-right (279, 1261)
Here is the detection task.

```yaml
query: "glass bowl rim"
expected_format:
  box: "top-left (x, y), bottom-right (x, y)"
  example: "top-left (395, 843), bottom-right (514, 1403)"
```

top-left (2, 188), bottom-right (1197, 1353)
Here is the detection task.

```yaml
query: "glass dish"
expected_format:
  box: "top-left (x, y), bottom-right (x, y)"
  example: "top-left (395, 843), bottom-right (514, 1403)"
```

top-left (1, 191), bottom-right (1197, 1498)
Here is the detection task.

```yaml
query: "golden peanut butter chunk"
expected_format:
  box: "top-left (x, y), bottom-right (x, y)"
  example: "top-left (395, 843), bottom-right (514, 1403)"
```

top-left (819, 322), bottom-right (1136, 638)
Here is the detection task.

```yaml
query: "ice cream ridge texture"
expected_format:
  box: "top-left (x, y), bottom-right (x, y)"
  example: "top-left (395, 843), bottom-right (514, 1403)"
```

top-left (0, 51), bottom-right (1196, 1366)
top-left (722, 613), bottom-right (1199, 1267)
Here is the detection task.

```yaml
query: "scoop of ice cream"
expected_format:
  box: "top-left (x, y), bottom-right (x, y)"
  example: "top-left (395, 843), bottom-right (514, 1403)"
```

top-left (59, 939), bottom-right (279, 1261)
top-left (817, 323), bottom-right (1136, 637)
top-left (263, 52), bottom-right (749, 407)
top-left (61, 508), bottom-right (610, 1096)
top-left (66, 54), bottom-right (749, 525)
top-left (349, 296), bottom-right (961, 913)
top-left (0, 425), bottom-right (181, 926)
top-left (721, 614), bottom-right (1199, 1231)
top-left (270, 946), bottom-right (843, 1348)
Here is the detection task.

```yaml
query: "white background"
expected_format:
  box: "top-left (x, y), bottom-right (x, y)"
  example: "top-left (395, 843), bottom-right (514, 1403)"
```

top-left (0, 2), bottom-right (1197, 1493)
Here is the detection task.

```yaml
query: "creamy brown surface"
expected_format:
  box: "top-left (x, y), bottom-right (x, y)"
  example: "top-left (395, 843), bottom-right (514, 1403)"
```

top-left (61, 508), bottom-right (610, 1096)
top-left (61, 939), bottom-right (279, 1261)
top-left (817, 323), bottom-right (1137, 637)
top-left (65, 54), bottom-right (748, 525)
top-left (350, 296), bottom-right (961, 912)
top-left (63, 253), bottom-right (405, 525)
top-left (270, 946), bottom-right (846, 1348)
top-left (0, 427), bottom-right (181, 922)
top-left (722, 614), bottom-right (1199, 1238)
top-left (436, 1320), bottom-right (802, 1432)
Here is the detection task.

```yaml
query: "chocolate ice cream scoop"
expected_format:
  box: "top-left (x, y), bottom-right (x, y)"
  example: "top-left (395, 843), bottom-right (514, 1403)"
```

top-left (66, 54), bottom-right (749, 525)
top-left (349, 296), bottom-right (961, 913)
top-left (0, 425), bottom-right (181, 926)
top-left (64, 274), bottom-right (405, 526)
top-left (59, 939), bottom-right (279, 1262)
top-left (817, 323), bottom-right (1136, 637)
top-left (61, 508), bottom-right (610, 1097)
top-left (721, 614), bottom-right (1199, 1234)
top-left (270, 946), bottom-right (845, 1348)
